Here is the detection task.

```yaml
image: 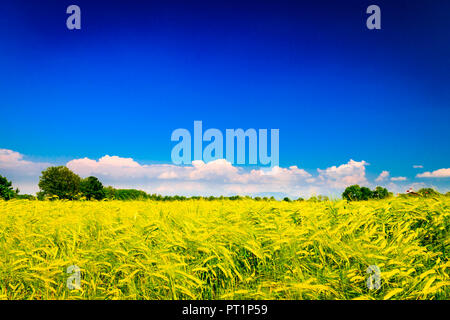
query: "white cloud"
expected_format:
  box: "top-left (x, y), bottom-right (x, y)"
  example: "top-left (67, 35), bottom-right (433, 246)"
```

top-left (375, 170), bottom-right (390, 182)
top-left (413, 165), bottom-right (423, 169)
top-left (68, 157), bottom-right (368, 197)
top-left (0, 149), bottom-right (50, 175)
top-left (316, 159), bottom-right (369, 188)
top-left (386, 182), bottom-right (427, 195)
top-left (3, 148), bottom-right (446, 198)
top-left (417, 168), bottom-right (450, 178)
top-left (0, 149), bottom-right (51, 194)
top-left (390, 176), bottom-right (407, 181)
top-left (66, 156), bottom-right (315, 197)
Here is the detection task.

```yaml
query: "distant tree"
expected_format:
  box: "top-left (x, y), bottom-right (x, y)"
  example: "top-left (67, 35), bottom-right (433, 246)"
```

top-left (297, 197), bottom-right (305, 201)
top-left (103, 186), bottom-right (116, 200)
top-left (317, 195), bottom-right (329, 202)
top-left (417, 188), bottom-right (440, 197)
top-left (102, 187), bottom-right (152, 200)
top-left (446, 192), bottom-right (450, 197)
top-left (15, 194), bottom-right (36, 200)
top-left (38, 166), bottom-right (81, 200)
top-left (342, 185), bottom-right (363, 201)
top-left (343, 185), bottom-right (393, 201)
top-left (372, 186), bottom-right (389, 199)
top-left (80, 176), bottom-right (105, 200)
top-left (0, 175), bottom-right (16, 200)
top-left (283, 197), bottom-right (292, 202)
top-left (360, 187), bottom-right (373, 200)
top-left (117, 189), bottom-right (149, 200)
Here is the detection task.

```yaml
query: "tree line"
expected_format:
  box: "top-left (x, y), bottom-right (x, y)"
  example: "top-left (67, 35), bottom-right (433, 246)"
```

top-left (0, 166), bottom-right (448, 201)
top-left (341, 184), bottom-right (446, 201)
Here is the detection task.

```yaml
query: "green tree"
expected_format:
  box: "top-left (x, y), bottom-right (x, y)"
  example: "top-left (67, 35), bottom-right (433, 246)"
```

top-left (417, 188), bottom-right (440, 197)
top-left (103, 186), bottom-right (116, 200)
top-left (342, 185), bottom-right (392, 201)
top-left (80, 176), bottom-right (105, 200)
top-left (360, 187), bottom-right (373, 200)
top-left (15, 194), bottom-right (36, 200)
top-left (342, 185), bottom-right (362, 201)
top-left (38, 166), bottom-right (81, 200)
top-left (0, 175), bottom-right (16, 200)
top-left (102, 187), bottom-right (152, 200)
top-left (372, 186), bottom-right (389, 199)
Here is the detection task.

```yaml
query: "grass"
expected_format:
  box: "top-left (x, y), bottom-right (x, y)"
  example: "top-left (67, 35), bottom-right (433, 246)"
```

top-left (0, 197), bottom-right (448, 300)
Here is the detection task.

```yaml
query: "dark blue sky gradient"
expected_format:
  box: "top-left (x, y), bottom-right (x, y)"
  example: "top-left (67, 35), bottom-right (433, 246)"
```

top-left (1, 0), bottom-right (449, 180)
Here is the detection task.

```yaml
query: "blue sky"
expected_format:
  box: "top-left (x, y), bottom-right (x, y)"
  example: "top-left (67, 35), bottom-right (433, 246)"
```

top-left (0, 0), bottom-right (449, 197)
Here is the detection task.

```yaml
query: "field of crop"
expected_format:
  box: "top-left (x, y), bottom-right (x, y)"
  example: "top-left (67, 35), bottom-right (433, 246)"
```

top-left (0, 197), bottom-right (448, 300)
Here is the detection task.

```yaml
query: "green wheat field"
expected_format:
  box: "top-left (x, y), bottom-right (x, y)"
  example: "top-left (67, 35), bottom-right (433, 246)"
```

top-left (0, 197), bottom-right (448, 300)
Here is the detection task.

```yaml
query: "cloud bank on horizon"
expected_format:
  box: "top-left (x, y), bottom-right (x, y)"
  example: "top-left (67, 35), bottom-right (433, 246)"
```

top-left (0, 148), bottom-right (448, 198)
